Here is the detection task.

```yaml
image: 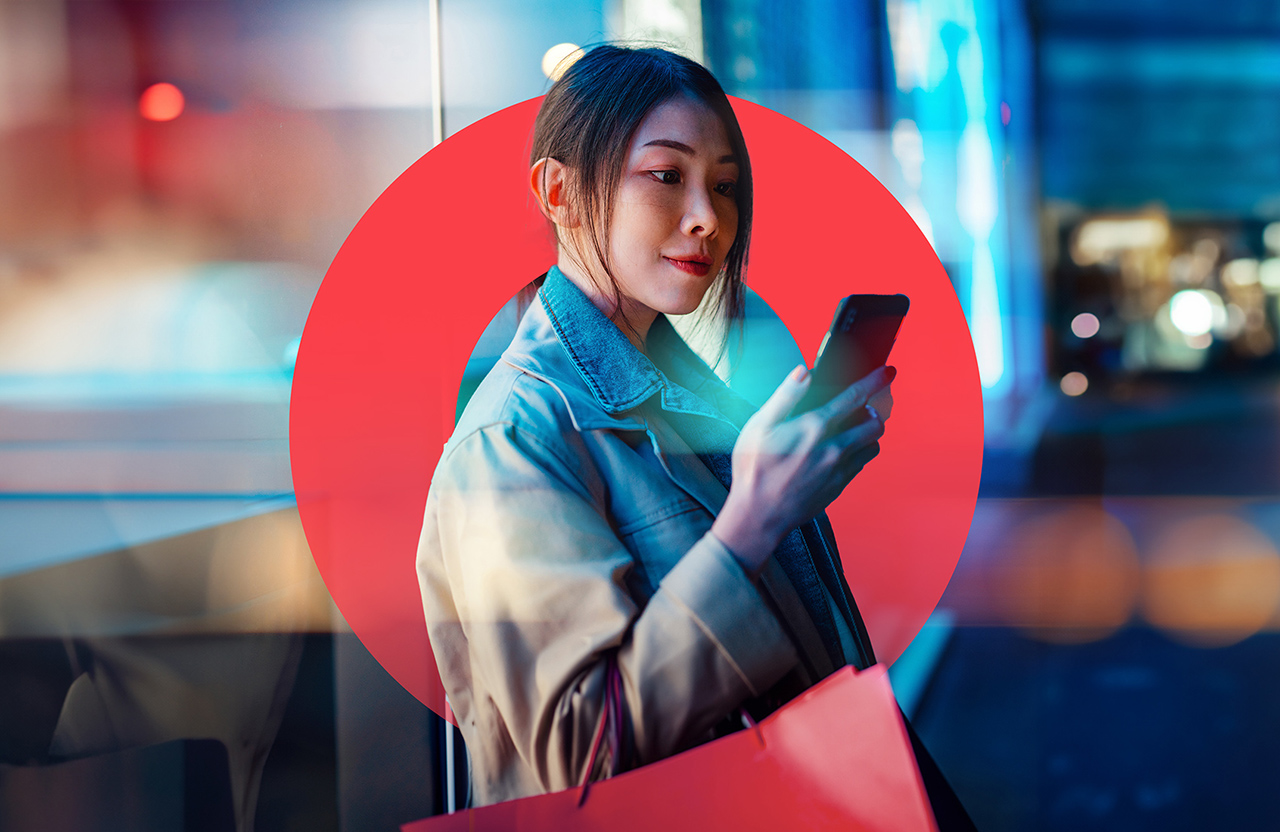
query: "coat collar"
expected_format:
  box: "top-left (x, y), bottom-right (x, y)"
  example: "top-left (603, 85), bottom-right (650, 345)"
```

top-left (501, 266), bottom-right (755, 433)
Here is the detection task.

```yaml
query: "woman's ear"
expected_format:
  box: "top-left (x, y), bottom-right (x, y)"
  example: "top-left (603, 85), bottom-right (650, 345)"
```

top-left (529, 157), bottom-right (579, 228)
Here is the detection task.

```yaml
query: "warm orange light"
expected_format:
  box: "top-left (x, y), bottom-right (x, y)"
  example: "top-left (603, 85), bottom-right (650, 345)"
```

top-left (1142, 514), bottom-right (1280, 647)
top-left (1060, 371), bottom-right (1088, 396)
top-left (989, 504), bottom-right (1141, 643)
top-left (139, 82), bottom-right (185, 122)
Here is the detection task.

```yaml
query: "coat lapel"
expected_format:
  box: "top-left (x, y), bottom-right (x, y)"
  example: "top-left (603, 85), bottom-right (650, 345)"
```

top-left (637, 411), bottom-right (729, 517)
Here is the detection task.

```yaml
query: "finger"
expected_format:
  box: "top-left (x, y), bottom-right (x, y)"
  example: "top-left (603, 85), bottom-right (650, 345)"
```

top-left (841, 441), bottom-right (881, 477)
top-left (752, 363), bottom-right (812, 427)
top-left (867, 387), bottom-right (893, 422)
top-left (813, 365), bottom-right (895, 425)
top-left (831, 408), bottom-right (886, 453)
top-left (818, 441), bottom-right (881, 506)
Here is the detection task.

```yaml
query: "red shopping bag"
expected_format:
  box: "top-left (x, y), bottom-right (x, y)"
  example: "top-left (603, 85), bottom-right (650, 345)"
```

top-left (402, 663), bottom-right (938, 832)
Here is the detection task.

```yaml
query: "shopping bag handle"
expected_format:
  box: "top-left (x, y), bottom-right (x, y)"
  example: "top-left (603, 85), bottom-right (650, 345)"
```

top-left (578, 655), bottom-right (624, 807)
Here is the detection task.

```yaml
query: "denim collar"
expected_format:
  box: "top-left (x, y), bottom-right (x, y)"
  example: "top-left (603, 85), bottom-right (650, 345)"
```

top-left (536, 265), bottom-right (753, 428)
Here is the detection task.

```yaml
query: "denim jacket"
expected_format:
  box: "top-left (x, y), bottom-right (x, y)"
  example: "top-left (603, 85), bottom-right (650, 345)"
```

top-left (416, 266), bottom-right (862, 806)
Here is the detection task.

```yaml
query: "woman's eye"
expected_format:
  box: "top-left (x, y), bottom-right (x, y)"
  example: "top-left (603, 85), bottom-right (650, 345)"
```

top-left (716, 181), bottom-right (738, 197)
top-left (651, 170), bottom-right (681, 184)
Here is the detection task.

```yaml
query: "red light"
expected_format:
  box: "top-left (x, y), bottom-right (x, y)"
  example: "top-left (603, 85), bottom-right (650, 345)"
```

top-left (1000, 101), bottom-right (1011, 126)
top-left (140, 82), bottom-right (185, 122)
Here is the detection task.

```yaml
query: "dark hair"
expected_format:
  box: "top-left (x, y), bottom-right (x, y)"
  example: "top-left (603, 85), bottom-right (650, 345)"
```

top-left (530, 45), bottom-right (752, 340)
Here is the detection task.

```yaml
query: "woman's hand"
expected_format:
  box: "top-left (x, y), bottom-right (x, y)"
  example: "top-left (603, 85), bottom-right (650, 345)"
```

top-left (711, 363), bottom-right (895, 575)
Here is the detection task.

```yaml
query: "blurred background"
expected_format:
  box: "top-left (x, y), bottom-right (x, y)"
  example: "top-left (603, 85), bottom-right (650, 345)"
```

top-left (2, 0), bottom-right (1279, 829)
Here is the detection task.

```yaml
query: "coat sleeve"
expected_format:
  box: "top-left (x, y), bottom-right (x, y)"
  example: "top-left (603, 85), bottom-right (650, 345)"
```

top-left (418, 420), bottom-right (799, 795)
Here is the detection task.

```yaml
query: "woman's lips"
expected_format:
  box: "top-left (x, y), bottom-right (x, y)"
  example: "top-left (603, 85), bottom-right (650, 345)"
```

top-left (664, 257), bottom-right (712, 277)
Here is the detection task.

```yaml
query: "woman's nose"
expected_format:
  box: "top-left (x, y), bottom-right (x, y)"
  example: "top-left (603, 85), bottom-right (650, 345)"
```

top-left (681, 186), bottom-right (720, 238)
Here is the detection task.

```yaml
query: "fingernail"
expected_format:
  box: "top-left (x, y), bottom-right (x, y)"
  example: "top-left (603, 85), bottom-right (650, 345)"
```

top-left (793, 364), bottom-right (809, 382)
top-left (885, 365), bottom-right (897, 382)
top-left (865, 404), bottom-right (880, 422)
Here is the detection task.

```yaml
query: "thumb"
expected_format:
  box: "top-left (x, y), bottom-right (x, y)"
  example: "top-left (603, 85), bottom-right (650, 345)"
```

top-left (753, 364), bottom-right (812, 427)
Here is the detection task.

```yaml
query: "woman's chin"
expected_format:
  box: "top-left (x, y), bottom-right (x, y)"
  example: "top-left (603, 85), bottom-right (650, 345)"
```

top-left (660, 295), bottom-right (710, 316)
top-left (655, 279), bottom-right (718, 316)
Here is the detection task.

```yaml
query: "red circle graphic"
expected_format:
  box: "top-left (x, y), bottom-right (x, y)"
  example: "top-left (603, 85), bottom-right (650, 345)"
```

top-left (289, 97), bottom-right (983, 718)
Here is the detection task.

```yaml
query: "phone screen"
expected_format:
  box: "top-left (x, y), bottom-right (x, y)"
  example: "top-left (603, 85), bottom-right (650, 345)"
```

top-left (796, 293), bottom-right (908, 413)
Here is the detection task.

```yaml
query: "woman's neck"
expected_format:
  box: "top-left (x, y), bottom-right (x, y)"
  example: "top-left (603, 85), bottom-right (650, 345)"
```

top-left (555, 253), bottom-right (656, 351)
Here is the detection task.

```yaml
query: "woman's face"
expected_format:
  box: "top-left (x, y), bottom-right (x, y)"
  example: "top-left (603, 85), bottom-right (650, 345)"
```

top-left (599, 95), bottom-right (740, 320)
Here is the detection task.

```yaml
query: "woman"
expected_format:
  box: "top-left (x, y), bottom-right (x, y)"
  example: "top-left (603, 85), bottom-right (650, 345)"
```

top-left (417, 45), bottom-right (895, 807)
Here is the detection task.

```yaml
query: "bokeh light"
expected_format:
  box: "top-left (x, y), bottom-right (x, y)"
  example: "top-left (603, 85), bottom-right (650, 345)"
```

top-left (1169, 289), bottom-right (1217, 337)
top-left (1142, 514), bottom-right (1280, 647)
top-left (1060, 371), bottom-right (1088, 396)
top-left (1259, 259), bottom-right (1280, 292)
top-left (1070, 312), bottom-right (1100, 338)
top-left (541, 43), bottom-right (583, 81)
top-left (1221, 258), bottom-right (1259, 287)
top-left (1071, 217), bottom-right (1168, 266)
top-left (139, 82), bottom-right (185, 121)
top-left (1263, 222), bottom-right (1280, 255)
top-left (987, 505), bottom-right (1141, 643)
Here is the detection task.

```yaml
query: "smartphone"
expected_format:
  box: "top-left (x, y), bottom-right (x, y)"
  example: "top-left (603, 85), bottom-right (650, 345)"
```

top-left (795, 293), bottom-right (909, 414)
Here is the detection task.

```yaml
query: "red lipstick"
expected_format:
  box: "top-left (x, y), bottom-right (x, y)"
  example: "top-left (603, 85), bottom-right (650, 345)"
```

top-left (664, 255), bottom-right (712, 277)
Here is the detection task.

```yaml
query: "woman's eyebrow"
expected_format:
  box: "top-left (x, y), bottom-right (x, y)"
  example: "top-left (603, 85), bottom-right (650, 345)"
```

top-left (641, 138), bottom-right (739, 164)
